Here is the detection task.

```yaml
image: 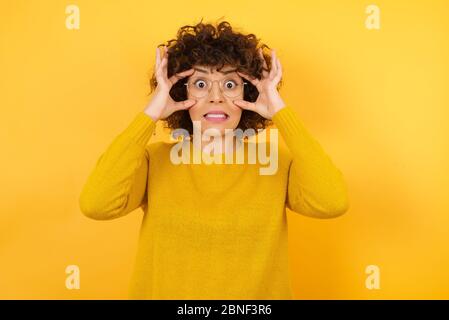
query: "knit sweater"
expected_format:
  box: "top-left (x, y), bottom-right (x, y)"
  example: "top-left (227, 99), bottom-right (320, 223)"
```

top-left (79, 106), bottom-right (349, 299)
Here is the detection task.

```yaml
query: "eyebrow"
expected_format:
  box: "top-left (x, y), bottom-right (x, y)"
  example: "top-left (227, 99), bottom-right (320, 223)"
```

top-left (193, 67), bottom-right (237, 75)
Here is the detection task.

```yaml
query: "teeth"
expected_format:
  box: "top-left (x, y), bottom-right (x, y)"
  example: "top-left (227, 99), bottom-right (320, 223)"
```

top-left (205, 114), bottom-right (227, 118)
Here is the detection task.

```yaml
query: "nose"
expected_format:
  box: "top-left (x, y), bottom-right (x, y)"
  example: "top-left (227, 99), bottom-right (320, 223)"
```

top-left (208, 81), bottom-right (224, 103)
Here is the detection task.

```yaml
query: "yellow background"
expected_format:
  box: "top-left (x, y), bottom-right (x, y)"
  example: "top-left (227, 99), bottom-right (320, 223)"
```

top-left (1, 0), bottom-right (448, 299)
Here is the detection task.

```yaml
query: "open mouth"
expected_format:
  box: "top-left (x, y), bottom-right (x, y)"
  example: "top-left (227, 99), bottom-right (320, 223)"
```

top-left (203, 111), bottom-right (229, 121)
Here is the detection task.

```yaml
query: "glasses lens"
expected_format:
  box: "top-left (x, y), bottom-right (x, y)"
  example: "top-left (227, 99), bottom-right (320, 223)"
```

top-left (188, 79), bottom-right (208, 98)
top-left (222, 79), bottom-right (244, 98)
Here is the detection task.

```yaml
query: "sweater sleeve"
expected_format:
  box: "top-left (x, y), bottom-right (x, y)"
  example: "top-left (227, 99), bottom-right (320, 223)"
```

top-left (271, 106), bottom-right (349, 219)
top-left (79, 112), bottom-right (156, 220)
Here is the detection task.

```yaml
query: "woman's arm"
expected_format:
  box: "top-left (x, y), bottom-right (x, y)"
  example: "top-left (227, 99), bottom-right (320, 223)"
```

top-left (79, 45), bottom-right (198, 220)
top-left (272, 106), bottom-right (349, 219)
top-left (79, 112), bottom-right (156, 220)
top-left (233, 49), bottom-right (349, 218)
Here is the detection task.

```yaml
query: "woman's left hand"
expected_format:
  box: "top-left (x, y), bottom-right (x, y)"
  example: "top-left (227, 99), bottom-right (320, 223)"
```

top-left (233, 48), bottom-right (286, 119)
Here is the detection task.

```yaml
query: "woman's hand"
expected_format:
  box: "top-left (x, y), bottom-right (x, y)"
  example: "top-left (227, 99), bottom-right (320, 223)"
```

top-left (144, 46), bottom-right (197, 121)
top-left (233, 48), bottom-right (286, 120)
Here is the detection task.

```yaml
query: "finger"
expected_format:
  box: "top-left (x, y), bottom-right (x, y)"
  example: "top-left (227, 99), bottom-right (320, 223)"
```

top-left (156, 46), bottom-right (166, 71)
top-left (237, 71), bottom-right (260, 87)
top-left (163, 46), bottom-right (169, 62)
top-left (169, 68), bottom-right (195, 85)
top-left (258, 48), bottom-right (270, 79)
top-left (156, 58), bottom-right (168, 84)
top-left (233, 99), bottom-right (256, 111)
top-left (270, 49), bottom-right (278, 78)
top-left (275, 56), bottom-right (282, 81)
top-left (155, 51), bottom-right (168, 84)
top-left (258, 48), bottom-right (269, 70)
top-left (160, 53), bottom-right (168, 71)
top-left (158, 51), bottom-right (168, 79)
top-left (276, 56), bottom-right (282, 74)
top-left (177, 68), bottom-right (195, 77)
top-left (155, 47), bottom-right (161, 70)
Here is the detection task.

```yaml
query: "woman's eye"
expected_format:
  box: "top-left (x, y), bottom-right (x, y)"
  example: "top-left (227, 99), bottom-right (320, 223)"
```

top-left (194, 80), bottom-right (207, 89)
top-left (224, 80), bottom-right (236, 89)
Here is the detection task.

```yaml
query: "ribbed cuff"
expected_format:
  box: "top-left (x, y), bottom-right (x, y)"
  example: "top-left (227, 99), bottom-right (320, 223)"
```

top-left (272, 106), bottom-right (305, 139)
top-left (124, 111), bottom-right (157, 147)
top-left (271, 106), bottom-right (311, 152)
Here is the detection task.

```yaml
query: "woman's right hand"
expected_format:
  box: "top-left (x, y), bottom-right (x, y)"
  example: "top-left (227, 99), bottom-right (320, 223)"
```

top-left (144, 45), bottom-right (196, 122)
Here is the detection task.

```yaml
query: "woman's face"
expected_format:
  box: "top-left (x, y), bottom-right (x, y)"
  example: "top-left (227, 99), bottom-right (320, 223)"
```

top-left (187, 64), bottom-right (244, 136)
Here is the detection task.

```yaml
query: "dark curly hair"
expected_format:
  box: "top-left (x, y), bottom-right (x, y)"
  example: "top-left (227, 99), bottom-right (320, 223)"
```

top-left (147, 18), bottom-right (283, 138)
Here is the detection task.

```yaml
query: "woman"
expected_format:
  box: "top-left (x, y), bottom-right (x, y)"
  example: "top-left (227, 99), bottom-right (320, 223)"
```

top-left (79, 20), bottom-right (349, 299)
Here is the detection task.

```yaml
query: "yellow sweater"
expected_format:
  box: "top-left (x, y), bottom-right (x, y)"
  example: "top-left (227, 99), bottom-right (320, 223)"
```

top-left (79, 106), bottom-right (349, 299)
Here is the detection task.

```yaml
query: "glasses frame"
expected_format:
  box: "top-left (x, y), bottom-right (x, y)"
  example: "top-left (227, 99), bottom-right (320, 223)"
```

top-left (184, 77), bottom-right (248, 99)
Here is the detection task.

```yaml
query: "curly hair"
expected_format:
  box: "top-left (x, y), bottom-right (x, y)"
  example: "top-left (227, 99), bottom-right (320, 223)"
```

top-left (147, 18), bottom-right (283, 137)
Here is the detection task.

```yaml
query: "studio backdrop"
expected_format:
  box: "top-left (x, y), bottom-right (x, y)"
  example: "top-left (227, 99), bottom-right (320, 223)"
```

top-left (1, 0), bottom-right (448, 299)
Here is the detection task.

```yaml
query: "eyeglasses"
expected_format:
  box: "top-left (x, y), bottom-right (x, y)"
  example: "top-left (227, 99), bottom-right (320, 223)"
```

top-left (184, 76), bottom-right (247, 98)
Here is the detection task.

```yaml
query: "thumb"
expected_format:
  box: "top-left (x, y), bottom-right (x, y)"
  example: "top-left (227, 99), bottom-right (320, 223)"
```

top-left (177, 99), bottom-right (196, 110)
top-left (233, 99), bottom-right (255, 111)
